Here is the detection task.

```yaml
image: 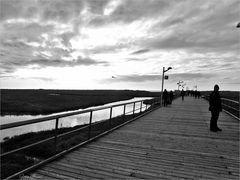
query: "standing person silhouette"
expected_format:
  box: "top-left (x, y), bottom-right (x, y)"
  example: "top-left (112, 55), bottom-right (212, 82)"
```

top-left (209, 84), bottom-right (222, 132)
top-left (180, 89), bottom-right (185, 101)
top-left (163, 89), bottom-right (169, 107)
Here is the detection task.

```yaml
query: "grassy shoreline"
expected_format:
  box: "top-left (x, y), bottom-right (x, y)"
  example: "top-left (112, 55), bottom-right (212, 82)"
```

top-left (1, 89), bottom-right (160, 116)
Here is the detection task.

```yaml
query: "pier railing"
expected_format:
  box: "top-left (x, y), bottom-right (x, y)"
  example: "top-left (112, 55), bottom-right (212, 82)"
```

top-left (0, 98), bottom-right (160, 179)
top-left (221, 98), bottom-right (240, 120)
top-left (203, 96), bottom-right (239, 120)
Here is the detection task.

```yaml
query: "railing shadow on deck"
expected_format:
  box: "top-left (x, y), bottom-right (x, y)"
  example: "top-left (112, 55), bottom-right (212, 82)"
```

top-left (1, 97), bottom-right (164, 179)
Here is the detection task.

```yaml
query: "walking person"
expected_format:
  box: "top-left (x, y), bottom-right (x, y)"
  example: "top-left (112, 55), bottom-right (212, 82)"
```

top-left (180, 89), bottom-right (185, 101)
top-left (163, 89), bottom-right (169, 107)
top-left (209, 84), bottom-right (222, 132)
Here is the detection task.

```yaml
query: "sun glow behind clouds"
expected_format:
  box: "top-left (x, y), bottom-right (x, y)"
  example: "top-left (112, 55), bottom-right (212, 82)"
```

top-left (13, 65), bottom-right (114, 89)
top-left (70, 19), bottom-right (159, 50)
top-left (0, 0), bottom-right (239, 91)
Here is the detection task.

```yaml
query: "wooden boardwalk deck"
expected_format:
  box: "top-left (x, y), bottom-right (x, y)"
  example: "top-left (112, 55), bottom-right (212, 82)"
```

top-left (28, 97), bottom-right (239, 179)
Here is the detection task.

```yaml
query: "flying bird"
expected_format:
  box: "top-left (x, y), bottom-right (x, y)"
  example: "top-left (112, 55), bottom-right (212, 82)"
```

top-left (237, 22), bottom-right (240, 28)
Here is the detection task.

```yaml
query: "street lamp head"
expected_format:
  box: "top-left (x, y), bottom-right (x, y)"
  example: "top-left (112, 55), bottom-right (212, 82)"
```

top-left (164, 67), bottom-right (172, 72)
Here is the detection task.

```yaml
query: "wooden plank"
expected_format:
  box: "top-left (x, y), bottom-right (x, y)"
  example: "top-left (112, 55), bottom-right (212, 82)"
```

top-left (35, 169), bottom-right (76, 180)
top-left (94, 134), bottom-right (238, 154)
top-left (45, 160), bottom-right (131, 179)
top-left (29, 172), bottom-right (59, 180)
top-left (38, 165), bottom-right (91, 179)
top-left (44, 166), bottom-right (95, 180)
top-left (27, 97), bottom-right (239, 179)
top-left (95, 142), bottom-right (239, 170)
top-left (96, 136), bottom-right (238, 157)
top-left (65, 150), bottom-right (235, 179)
top-left (70, 147), bottom-right (239, 178)
top-left (55, 160), bottom-right (154, 180)
top-left (20, 175), bottom-right (42, 180)
top-left (80, 144), bottom-right (239, 168)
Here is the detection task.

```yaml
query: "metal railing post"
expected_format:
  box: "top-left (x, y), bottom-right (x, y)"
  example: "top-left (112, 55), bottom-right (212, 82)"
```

top-left (123, 104), bottom-right (126, 115)
top-left (133, 102), bottom-right (135, 115)
top-left (123, 104), bottom-right (126, 121)
top-left (109, 107), bottom-right (113, 128)
top-left (140, 101), bottom-right (143, 113)
top-left (54, 118), bottom-right (59, 153)
top-left (88, 111), bottom-right (93, 139)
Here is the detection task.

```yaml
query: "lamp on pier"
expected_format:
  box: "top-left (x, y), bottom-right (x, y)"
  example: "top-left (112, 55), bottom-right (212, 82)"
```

top-left (160, 67), bottom-right (172, 106)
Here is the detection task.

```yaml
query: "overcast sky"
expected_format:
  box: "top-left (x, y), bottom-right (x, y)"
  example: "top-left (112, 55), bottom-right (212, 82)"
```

top-left (0, 0), bottom-right (239, 91)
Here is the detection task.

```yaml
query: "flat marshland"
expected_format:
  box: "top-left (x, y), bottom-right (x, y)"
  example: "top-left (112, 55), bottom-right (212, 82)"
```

top-left (1, 89), bottom-right (160, 115)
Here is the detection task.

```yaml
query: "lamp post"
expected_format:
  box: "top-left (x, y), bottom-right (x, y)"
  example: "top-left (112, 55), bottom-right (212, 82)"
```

top-left (160, 67), bottom-right (172, 106)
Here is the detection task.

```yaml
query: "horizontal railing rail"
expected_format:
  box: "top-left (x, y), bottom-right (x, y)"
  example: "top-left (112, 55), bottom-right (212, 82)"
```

top-left (1, 98), bottom-right (160, 179)
top-left (0, 100), bottom-right (148, 130)
top-left (203, 96), bottom-right (239, 120)
top-left (221, 98), bottom-right (239, 104)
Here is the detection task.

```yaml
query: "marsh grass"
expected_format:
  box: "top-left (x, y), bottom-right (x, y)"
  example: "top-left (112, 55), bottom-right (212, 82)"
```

top-left (1, 89), bottom-right (160, 115)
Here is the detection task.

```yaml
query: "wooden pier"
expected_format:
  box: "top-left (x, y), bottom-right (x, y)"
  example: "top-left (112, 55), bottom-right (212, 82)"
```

top-left (27, 97), bottom-right (239, 179)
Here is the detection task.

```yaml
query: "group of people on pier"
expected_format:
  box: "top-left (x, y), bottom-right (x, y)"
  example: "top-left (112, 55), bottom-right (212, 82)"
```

top-left (162, 89), bottom-right (174, 106)
top-left (185, 90), bottom-right (201, 98)
top-left (162, 85), bottom-right (223, 132)
top-left (162, 89), bottom-right (202, 105)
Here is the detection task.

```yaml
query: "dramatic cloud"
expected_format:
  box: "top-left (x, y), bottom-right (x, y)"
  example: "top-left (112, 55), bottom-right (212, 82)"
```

top-left (0, 55), bottom-right (108, 75)
top-left (146, 1), bottom-right (239, 55)
top-left (0, 0), bottom-right (239, 90)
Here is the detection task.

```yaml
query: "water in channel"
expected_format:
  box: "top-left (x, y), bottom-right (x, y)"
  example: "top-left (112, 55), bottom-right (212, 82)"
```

top-left (0, 97), bottom-right (152, 141)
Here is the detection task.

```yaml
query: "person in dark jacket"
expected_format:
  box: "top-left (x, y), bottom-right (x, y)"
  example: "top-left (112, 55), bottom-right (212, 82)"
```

top-left (163, 89), bottom-right (169, 107)
top-left (209, 84), bottom-right (222, 132)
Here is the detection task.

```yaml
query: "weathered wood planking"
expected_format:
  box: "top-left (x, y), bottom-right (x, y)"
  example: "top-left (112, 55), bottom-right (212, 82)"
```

top-left (28, 97), bottom-right (239, 179)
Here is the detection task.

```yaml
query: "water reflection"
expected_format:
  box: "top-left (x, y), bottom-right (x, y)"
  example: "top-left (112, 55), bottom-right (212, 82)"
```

top-left (0, 97), bottom-right (151, 141)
